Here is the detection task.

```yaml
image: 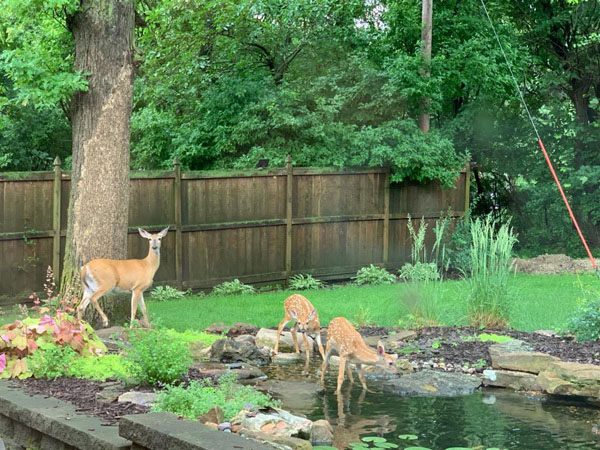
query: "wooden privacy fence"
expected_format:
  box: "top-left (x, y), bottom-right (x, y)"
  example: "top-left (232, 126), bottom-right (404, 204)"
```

top-left (0, 158), bottom-right (469, 306)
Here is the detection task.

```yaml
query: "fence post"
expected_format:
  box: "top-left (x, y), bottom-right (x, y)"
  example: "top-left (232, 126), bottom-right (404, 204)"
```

top-left (382, 168), bottom-right (390, 266)
top-left (463, 161), bottom-right (471, 215)
top-left (285, 155), bottom-right (293, 285)
top-left (173, 158), bottom-right (183, 290)
top-left (52, 156), bottom-right (62, 288)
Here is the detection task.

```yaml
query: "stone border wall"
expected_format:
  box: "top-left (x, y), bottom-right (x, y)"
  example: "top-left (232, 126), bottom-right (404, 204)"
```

top-left (0, 381), bottom-right (274, 450)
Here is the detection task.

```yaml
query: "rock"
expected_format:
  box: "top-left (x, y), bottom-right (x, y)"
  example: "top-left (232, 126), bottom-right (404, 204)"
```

top-left (489, 340), bottom-right (559, 374)
top-left (310, 419), bottom-right (333, 446)
top-left (117, 391), bottom-right (157, 407)
top-left (255, 328), bottom-right (315, 354)
top-left (189, 341), bottom-right (211, 361)
top-left (218, 422), bottom-right (232, 431)
top-left (234, 334), bottom-right (257, 346)
top-left (273, 353), bottom-right (304, 364)
top-left (483, 369), bottom-right (542, 391)
top-left (210, 338), bottom-right (271, 366)
top-left (383, 370), bottom-right (481, 396)
top-left (95, 326), bottom-right (127, 352)
top-left (204, 422), bottom-right (218, 430)
top-left (242, 430), bottom-right (313, 450)
top-left (198, 406), bottom-right (224, 424)
top-left (537, 360), bottom-right (600, 398)
top-left (535, 330), bottom-right (558, 337)
top-left (232, 407), bottom-right (312, 440)
top-left (256, 380), bottom-right (324, 414)
top-left (193, 361), bottom-right (267, 381)
top-left (95, 382), bottom-right (123, 404)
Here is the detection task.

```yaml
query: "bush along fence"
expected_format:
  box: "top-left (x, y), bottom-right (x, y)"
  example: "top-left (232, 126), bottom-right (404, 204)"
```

top-left (0, 157), bottom-right (469, 305)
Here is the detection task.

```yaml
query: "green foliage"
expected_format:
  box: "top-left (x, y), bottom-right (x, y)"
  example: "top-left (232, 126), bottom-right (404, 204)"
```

top-left (211, 279), bottom-right (256, 297)
top-left (0, 313), bottom-right (107, 379)
top-left (153, 372), bottom-right (278, 421)
top-left (477, 333), bottom-right (513, 343)
top-left (288, 274), bottom-right (324, 291)
top-left (566, 277), bottom-right (600, 342)
top-left (149, 285), bottom-right (191, 302)
top-left (353, 265), bottom-right (397, 286)
top-left (466, 216), bottom-right (518, 327)
top-left (165, 329), bottom-right (222, 347)
top-left (28, 343), bottom-right (76, 379)
top-left (125, 328), bottom-right (193, 386)
top-left (445, 214), bottom-right (472, 273)
top-left (351, 306), bottom-right (375, 328)
top-left (399, 262), bottom-right (439, 283)
top-left (68, 354), bottom-right (132, 380)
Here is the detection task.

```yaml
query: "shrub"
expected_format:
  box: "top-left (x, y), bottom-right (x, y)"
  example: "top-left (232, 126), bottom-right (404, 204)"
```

top-left (124, 327), bottom-right (193, 385)
top-left (0, 313), bottom-right (107, 379)
top-left (153, 372), bottom-right (278, 421)
top-left (566, 278), bottom-right (600, 342)
top-left (466, 215), bottom-right (517, 328)
top-left (29, 344), bottom-right (77, 379)
top-left (149, 285), bottom-right (191, 302)
top-left (351, 306), bottom-right (375, 328)
top-left (446, 214), bottom-right (472, 273)
top-left (353, 264), bottom-right (396, 286)
top-left (69, 354), bottom-right (132, 380)
top-left (399, 262), bottom-right (439, 282)
top-left (211, 279), bottom-right (256, 296)
top-left (288, 274), bottom-right (324, 291)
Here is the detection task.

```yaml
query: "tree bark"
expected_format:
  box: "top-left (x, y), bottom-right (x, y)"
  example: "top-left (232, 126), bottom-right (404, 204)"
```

top-left (61, 0), bottom-right (134, 300)
top-left (418, 0), bottom-right (432, 133)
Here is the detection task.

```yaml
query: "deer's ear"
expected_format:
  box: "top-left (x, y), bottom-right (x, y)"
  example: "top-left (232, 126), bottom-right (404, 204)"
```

top-left (290, 309), bottom-right (298, 320)
top-left (158, 226), bottom-right (170, 238)
top-left (377, 341), bottom-right (385, 357)
top-left (139, 228), bottom-right (152, 239)
top-left (307, 309), bottom-right (317, 321)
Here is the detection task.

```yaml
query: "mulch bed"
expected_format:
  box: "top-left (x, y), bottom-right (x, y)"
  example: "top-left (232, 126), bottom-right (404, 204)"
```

top-left (376, 326), bottom-right (600, 372)
top-left (12, 377), bottom-right (149, 425)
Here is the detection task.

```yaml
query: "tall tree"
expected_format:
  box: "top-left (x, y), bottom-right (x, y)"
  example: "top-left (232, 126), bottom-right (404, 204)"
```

top-left (61, 0), bottom-right (135, 293)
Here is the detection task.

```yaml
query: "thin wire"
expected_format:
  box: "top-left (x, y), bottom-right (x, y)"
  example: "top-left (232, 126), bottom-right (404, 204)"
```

top-left (479, 0), bottom-right (598, 274)
top-left (479, 0), bottom-right (540, 141)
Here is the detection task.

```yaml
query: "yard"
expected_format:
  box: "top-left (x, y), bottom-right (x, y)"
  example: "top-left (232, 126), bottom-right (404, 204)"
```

top-left (147, 273), bottom-right (594, 333)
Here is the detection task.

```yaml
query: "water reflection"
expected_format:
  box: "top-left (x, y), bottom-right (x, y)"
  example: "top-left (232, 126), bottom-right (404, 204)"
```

top-left (263, 358), bottom-right (600, 449)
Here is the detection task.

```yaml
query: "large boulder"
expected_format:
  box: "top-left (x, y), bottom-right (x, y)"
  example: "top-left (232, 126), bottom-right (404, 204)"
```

top-left (193, 361), bottom-right (266, 382)
top-left (483, 369), bottom-right (542, 391)
top-left (255, 328), bottom-right (315, 354)
top-left (210, 338), bottom-right (271, 366)
top-left (537, 360), bottom-right (600, 399)
top-left (489, 340), bottom-right (559, 374)
top-left (232, 407), bottom-right (312, 441)
top-left (310, 420), bottom-right (333, 446)
top-left (383, 370), bottom-right (481, 396)
top-left (256, 380), bottom-right (324, 415)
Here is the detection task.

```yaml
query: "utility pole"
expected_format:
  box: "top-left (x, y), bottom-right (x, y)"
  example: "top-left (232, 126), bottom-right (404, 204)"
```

top-left (418, 0), bottom-right (432, 133)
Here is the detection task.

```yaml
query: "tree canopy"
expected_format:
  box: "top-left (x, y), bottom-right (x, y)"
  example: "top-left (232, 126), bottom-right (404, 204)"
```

top-left (1, 0), bottom-right (599, 255)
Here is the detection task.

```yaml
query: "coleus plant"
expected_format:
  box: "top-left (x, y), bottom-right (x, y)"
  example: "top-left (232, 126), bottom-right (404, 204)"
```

top-left (0, 313), bottom-right (107, 379)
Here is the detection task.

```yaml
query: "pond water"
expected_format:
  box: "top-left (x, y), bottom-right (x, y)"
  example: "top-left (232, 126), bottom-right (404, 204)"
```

top-left (263, 359), bottom-right (600, 450)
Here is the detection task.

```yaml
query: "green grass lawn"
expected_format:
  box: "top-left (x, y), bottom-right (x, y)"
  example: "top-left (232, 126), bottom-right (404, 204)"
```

top-left (148, 273), bottom-right (595, 333)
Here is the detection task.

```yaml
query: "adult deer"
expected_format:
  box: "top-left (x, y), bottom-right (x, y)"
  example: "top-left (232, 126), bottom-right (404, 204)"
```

top-left (320, 317), bottom-right (398, 392)
top-left (77, 227), bottom-right (169, 328)
top-left (274, 294), bottom-right (325, 360)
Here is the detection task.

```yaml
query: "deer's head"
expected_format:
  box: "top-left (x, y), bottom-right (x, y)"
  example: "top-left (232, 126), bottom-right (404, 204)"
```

top-left (377, 341), bottom-right (399, 372)
top-left (139, 227), bottom-right (169, 255)
top-left (291, 308), bottom-right (319, 334)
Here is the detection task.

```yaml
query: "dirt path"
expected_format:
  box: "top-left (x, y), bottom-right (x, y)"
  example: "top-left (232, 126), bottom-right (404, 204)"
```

top-left (514, 254), bottom-right (599, 274)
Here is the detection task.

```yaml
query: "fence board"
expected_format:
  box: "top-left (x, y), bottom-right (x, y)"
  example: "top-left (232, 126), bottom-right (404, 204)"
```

top-left (0, 164), bottom-right (468, 305)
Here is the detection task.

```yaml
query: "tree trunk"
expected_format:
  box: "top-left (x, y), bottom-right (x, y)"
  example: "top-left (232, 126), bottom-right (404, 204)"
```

top-left (61, 0), bottom-right (134, 307)
top-left (418, 0), bottom-right (432, 133)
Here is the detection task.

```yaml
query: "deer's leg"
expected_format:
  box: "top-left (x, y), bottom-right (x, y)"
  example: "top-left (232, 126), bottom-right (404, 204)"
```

top-left (315, 332), bottom-right (325, 359)
top-left (77, 295), bottom-right (91, 321)
top-left (320, 340), bottom-right (333, 383)
top-left (356, 363), bottom-right (368, 390)
top-left (88, 289), bottom-right (110, 328)
top-left (345, 360), bottom-right (355, 383)
top-left (130, 290), bottom-right (140, 327)
top-left (274, 316), bottom-right (290, 354)
top-left (336, 355), bottom-right (347, 393)
top-left (291, 324), bottom-right (300, 354)
top-left (302, 332), bottom-right (311, 359)
top-left (137, 292), bottom-right (151, 328)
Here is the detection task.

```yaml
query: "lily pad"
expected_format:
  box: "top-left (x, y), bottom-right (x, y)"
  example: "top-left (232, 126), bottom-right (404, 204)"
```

top-left (362, 437), bottom-right (387, 443)
top-left (404, 447), bottom-right (432, 450)
top-left (349, 444), bottom-right (369, 449)
top-left (375, 443), bottom-right (399, 448)
top-left (398, 434), bottom-right (419, 440)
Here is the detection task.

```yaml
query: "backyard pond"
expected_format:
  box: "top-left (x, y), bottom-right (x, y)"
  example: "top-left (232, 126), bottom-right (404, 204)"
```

top-left (264, 360), bottom-right (600, 450)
